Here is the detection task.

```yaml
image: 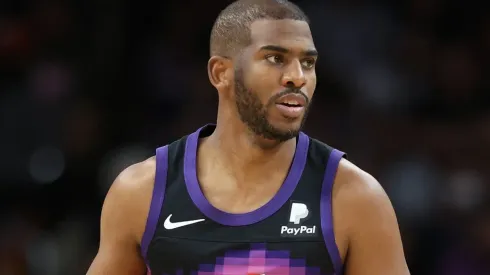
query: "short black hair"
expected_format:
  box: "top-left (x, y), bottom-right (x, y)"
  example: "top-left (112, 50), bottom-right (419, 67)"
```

top-left (210, 0), bottom-right (309, 57)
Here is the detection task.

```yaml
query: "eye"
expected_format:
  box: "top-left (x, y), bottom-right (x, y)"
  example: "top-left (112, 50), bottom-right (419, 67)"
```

top-left (265, 54), bottom-right (284, 65)
top-left (301, 59), bottom-right (316, 69)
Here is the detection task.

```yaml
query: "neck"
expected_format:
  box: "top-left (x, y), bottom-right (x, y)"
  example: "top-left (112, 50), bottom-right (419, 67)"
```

top-left (203, 108), bottom-right (297, 181)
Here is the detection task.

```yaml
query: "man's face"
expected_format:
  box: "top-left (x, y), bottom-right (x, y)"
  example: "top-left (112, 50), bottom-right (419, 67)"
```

top-left (233, 19), bottom-right (317, 142)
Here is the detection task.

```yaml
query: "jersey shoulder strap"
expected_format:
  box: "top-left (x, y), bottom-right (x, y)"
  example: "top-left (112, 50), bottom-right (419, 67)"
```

top-left (320, 148), bottom-right (346, 275)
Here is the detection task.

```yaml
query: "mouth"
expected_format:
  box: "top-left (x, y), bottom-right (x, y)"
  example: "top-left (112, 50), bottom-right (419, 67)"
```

top-left (277, 102), bottom-right (302, 108)
top-left (274, 93), bottom-right (307, 118)
top-left (275, 93), bottom-right (306, 107)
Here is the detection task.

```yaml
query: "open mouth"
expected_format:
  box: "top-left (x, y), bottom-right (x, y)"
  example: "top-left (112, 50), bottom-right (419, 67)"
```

top-left (273, 93), bottom-right (307, 118)
top-left (278, 102), bottom-right (302, 107)
top-left (274, 92), bottom-right (307, 108)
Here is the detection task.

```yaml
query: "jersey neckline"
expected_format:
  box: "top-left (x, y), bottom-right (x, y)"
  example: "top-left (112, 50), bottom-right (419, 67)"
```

top-left (183, 124), bottom-right (309, 226)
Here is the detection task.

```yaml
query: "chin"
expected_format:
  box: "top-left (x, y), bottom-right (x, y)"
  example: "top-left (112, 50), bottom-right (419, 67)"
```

top-left (245, 115), bottom-right (305, 143)
top-left (265, 122), bottom-right (302, 141)
top-left (272, 119), bottom-right (303, 133)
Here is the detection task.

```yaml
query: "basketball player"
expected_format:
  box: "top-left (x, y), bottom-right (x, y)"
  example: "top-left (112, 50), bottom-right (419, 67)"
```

top-left (87, 0), bottom-right (410, 274)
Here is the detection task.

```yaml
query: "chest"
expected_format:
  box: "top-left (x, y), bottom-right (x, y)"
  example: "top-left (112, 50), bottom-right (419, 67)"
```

top-left (145, 136), bottom-right (340, 274)
top-left (147, 190), bottom-right (333, 275)
top-left (199, 184), bottom-right (284, 215)
top-left (197, 168), bottom-right (291, 214)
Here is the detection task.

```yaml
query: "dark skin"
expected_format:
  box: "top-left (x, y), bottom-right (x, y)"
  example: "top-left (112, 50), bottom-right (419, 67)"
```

top-left (87, 19), bottom-right (410, 275)
top-left (209, 19), bottom-right (317, 149)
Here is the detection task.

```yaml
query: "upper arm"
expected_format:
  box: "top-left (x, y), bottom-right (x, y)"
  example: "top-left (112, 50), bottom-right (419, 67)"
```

top-left (335, 161), bottom-right (410, 275)
top-left (87, 159), bottom-right (155, 275)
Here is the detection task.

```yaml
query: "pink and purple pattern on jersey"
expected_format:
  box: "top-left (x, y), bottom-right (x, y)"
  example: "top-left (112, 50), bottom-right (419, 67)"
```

top-left (160, 243), bottom-right (332, 275)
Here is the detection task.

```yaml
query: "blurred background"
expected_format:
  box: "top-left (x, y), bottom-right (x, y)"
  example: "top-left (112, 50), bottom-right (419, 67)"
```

top-left (0, 0), bottom-right (489, 274)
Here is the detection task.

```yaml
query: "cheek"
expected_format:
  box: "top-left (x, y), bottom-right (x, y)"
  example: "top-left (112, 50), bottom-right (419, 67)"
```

top-left (245, 67), bottom-right (278, 100)
top-left (247, 63), bottom-right (275, 85)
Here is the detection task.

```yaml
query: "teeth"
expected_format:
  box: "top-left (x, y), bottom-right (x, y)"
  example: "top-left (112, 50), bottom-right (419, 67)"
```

top-left (283, 100), bottom-right (298, 105)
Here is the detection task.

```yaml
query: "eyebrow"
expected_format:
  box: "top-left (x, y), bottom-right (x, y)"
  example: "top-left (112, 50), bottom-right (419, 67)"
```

top-left (259, 45), bottom-right (318, 57)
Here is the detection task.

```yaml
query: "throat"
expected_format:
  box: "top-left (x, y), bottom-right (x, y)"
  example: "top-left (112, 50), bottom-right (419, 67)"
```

top-left (196, 129), bottom-right (298, 212)
top-left (205, 128), bottom-right (297, 171)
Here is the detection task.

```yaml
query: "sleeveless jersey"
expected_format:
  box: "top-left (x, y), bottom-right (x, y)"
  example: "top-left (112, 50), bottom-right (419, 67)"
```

top-left (140, 125), bottom-right (346, 275)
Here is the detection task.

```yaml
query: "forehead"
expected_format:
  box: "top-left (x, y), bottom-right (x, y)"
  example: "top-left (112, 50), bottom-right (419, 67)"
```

top-left (249, 19), bottom-right (315, 50)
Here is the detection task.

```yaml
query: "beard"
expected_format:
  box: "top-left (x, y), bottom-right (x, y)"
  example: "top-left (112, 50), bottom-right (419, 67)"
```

top-left (233, 66), bottom-right (310, 142)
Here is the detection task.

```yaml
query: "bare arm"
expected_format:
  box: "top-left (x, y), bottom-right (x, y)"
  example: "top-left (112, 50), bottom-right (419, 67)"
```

top-left (87, 159), bottom-right (155, 275)
top-left (334, 160), bottom-right (410, 275)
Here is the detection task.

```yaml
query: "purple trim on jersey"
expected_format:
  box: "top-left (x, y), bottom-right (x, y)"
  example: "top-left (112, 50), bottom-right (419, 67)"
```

top-left (184, 125), bottom-right (309, 226)
top-left (320, 149), bottom-right (345, 275)
top-left (141, 145), bottom-right (169, 259)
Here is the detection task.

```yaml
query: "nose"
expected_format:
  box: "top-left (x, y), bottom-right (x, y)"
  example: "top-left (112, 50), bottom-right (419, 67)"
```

top-left (281, 60), bottom-right (306, 88)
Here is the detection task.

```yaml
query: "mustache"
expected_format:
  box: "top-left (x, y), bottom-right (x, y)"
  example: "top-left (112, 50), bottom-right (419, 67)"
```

top-left (269, 88), bottom-right (309, 105)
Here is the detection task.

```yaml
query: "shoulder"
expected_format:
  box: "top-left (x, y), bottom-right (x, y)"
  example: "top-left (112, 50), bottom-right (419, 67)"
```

top-left (114, 156), bottom-right (157, 189)
top-left (333, 161), bottom-right (409, 273)
top-left (334, 158), bottom-right (384, 203)
top-left (102, 156), bottom-right (157, 243)
top-left (333, 158), bottom-right (398, 248)
top-left (303, 134), bottom-right (380, 198)
top-left (108, 156), bottom-right (157, 205)
top-left (306, 135), bottom-right (387, 209)
top-left (307, 135), bottom-right (387, 216)
top-left (334, 158), bottom-right (391, 225)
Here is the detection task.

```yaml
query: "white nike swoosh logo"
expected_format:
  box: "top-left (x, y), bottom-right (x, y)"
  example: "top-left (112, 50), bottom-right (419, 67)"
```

top-left (163, 214), bottom-right (205, 230)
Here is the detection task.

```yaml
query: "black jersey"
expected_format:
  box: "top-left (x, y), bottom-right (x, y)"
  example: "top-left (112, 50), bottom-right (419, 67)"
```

top-left (140, 124), bottom-right (346, 275)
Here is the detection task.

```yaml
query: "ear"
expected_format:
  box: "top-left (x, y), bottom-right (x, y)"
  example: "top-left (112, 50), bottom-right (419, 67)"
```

top-left (207, 56), bottom-right (232, 91)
